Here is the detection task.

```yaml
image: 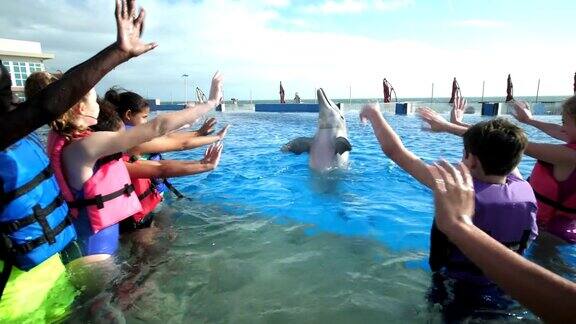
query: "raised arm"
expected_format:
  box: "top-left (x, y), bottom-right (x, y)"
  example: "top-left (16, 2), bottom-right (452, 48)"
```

top-left (419, 107), bottom-right (468, 136)
top-left (125, 142), bottom-right (223, 178)
top-left (64, 73), bottom-right (223, 190)
top-left (450, 95), bottom-right (471, 128)
top-left (360, 104), bottom-right (435, 188)
top-left (511, 100), bottom-right (568, 142)
top-left (430, 161), bottom-right (576, 324)
top-left (128, 125), bottom-right (229, 155)
top-left (0, 0), bottom-right (156, 150)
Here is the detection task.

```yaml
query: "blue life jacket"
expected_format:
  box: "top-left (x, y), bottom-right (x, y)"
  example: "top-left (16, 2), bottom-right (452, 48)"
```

top-left (0, 134), bottom-right (76, 271)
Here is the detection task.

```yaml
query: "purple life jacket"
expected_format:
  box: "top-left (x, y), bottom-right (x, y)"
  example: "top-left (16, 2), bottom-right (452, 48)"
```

top-left (431, 174), bottom-right (538, 285)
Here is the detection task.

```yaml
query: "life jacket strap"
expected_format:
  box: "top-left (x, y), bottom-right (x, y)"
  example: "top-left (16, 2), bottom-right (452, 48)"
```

top-left (0, 195), bottom-right (65, 234)
top-left (533, 190), bottom-right (576, 214)
top-left (68, 184), bottom-right (135, 210)
top-left (0, 166), bottom-right (53, 205)
top-left (0, 259), bottom-right (13, 301)
top-left (137, 182), bottom-right (157, 201)
top-left (163, 179), bottom-right (185, 199)
top-left (1, 213), bottom-right (72, 256)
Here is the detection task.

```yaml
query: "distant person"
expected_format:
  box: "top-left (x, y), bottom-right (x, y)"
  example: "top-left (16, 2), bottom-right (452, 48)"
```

top-left (294, 92), bottom-right (301, 104)
top-left (279, 81), bottom-right (286, 104)
top-left (360, 103), bottom-right (537, 321)
top-left (429, 161), bottom-right (576, 324)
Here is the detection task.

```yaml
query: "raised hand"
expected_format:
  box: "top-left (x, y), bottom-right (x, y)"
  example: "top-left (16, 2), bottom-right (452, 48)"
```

top-left (418, 107), bottom-right (449, 132)
top-left (510, 100), bottom-right (533, 123)
top-left (429, 160), bottom-right (475, 235)
top-left (216, 125), bottom-right (230, 140)
top-left (115, 0), bottom-right (157, 57)
top-left (359, 103), bottom-right (381, 124)
top-left (202, 142), bottom-right (223, 169)
top-left (451, 95), bottom-right (467, 124)
top-left (197, 117), bottom-right (217, 136)
top-left (208, 72), bottom-right (223, 105)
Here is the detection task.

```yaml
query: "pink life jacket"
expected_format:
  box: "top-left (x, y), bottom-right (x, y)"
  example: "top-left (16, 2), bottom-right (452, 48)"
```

top-left (46, 130), bottom-right (142, 233)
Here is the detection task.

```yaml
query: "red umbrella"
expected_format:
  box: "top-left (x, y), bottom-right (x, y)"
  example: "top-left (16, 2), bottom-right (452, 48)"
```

top-left (506, 74), bottom-right (514, 102)
top-left (449, 77), bottom-right (460, 104)
top-left (279, 81), bottom-right (286, 104)
top-left (383, 78), bottom-right (391, 103)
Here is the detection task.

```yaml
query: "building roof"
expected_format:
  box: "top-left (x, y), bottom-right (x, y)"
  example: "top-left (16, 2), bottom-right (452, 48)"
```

top-left (0, 38), bottom-right (54, 60)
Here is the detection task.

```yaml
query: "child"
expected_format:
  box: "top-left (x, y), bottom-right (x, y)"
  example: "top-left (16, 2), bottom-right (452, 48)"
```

top-left (360, 103), bottom-right (537, 320)
top-left (510, 98), bottom-right (576, 243)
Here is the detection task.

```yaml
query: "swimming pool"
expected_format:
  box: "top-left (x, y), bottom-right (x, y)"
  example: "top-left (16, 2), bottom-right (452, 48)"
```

top-left (68, 111), bottom-right (575, 322)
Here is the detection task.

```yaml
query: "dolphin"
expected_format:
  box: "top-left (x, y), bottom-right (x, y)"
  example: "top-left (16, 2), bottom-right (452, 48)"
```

top-left (281, 88), bottom-right (352, 171)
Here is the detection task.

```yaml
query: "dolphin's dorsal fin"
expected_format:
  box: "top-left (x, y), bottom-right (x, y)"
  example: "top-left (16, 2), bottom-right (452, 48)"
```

top-left (281, 137), bottom-right (313, 155)
top-left (335, 137), bottom-right (352, 155)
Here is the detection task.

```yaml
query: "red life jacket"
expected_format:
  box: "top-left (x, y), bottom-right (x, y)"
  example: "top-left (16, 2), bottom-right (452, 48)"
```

top-left (122, 154), bottom-right (163, 223)
top-left (46, 130), bottom-right (142, 233)
top-left (529, 143), bottom-right (576, 226)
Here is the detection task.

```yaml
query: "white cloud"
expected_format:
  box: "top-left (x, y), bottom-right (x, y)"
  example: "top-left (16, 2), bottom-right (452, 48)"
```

top-left (451, 19), bottom-right (507, 28)
top-left (302, 0), bottom-right (413, 15)
top-left (0, 0), bottom-right (573, 100)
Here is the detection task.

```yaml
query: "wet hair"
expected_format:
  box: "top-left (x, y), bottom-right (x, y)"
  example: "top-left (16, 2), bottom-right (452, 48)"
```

top-left (562, 95), bottom-right (576, 122)
top-left (25, 71), bottom-right (60, 99)
top-left (104, 87), bottom-right (149, 122)
top-left (92, 98), bottom-right (124, 132)
top-left (463, 118), bottom-right (527, 176)
top-left (0, 61), bottom-right (12, 113)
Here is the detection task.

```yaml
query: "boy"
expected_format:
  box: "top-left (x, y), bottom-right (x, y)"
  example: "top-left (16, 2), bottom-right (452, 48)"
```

top-left (360, 103), bottom-right (537, 319)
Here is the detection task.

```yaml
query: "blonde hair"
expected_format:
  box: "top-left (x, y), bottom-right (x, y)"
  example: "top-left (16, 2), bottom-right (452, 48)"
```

top-left (25, 71), bottom-right (88, 138)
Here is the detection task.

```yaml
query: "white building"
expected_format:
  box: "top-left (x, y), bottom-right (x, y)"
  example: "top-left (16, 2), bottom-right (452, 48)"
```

top-left (0, 38), bottom-right (54, 99)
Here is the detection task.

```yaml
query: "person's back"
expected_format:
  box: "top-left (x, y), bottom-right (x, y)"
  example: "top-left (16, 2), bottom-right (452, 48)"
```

top-left (433, 174), bottom-right (537, 285)
top-left (360, 106), bottom-right (537, 319)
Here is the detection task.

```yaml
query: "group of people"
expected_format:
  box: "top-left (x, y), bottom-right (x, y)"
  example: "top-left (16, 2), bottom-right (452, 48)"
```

top-left (1, 0), bottom-right (576, 322)
top-left (360, 93), bottom-right (576, 321)
top-left (0, 0), bottom-right (228, 322)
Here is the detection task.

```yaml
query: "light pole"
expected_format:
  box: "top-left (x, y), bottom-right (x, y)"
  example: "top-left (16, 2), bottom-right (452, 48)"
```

top-left (182, 74), bottom-right (189, 104)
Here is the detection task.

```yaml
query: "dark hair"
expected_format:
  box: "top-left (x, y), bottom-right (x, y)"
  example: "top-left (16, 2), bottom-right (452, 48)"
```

top-left (562, 95), bottom-right (576, 122)
top-left (25, 71), bottom-right (60, 99)
top-left (463, 118), bottom-right (527, 176)
top-left (104, 87), bottom-right (149, 121)
top-left (92, 98), bottom-right (124, 132)
top-left (0, 62), bottom-right (12, 113)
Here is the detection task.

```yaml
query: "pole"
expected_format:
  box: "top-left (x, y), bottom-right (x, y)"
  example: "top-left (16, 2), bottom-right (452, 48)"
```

top-left (182, 74), bottom-right (189, 104)
top-left (349, 84), bottom-right (352, 105)
top-left (431, 83), bottom-right (434, 104)
top-left (535, 78), bottom-right (541, 103)
top-left (481, 81), bottom-right (485, 102)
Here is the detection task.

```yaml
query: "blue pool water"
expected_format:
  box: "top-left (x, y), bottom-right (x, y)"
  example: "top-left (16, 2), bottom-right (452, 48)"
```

top-left (68, 112), bottom-right (575, 322)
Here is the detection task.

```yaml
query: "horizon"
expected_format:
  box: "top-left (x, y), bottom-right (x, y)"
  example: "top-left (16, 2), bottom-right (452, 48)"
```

top-left (2, 0), bottom-right (575, 101)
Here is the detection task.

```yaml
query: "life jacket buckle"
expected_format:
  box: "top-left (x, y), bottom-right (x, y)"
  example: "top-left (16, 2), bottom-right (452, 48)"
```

top-left (94, 195), bottom-right (105, 209)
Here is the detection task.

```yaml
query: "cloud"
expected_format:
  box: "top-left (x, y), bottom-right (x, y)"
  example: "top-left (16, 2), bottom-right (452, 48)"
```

top-left (451, 19), bottom-right (507, 28)
top-left (302, 0), bottom-right (413, 15)
top-left (0, 0), bottom-right (573, 100)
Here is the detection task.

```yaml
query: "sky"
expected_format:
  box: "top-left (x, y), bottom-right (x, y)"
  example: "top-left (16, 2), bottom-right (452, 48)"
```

top-left (1, 0), bottom-right (575, 101)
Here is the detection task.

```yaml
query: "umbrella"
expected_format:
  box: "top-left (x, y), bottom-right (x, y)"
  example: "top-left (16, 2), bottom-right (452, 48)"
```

top-left (449, 77), bottom-right (460, 104)
top-left (279, 81), bottom-right (286, 104)
top-left (383, 78), bottom-right (391, 103)
top-left (506, 74), bottom-right (514, 102)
